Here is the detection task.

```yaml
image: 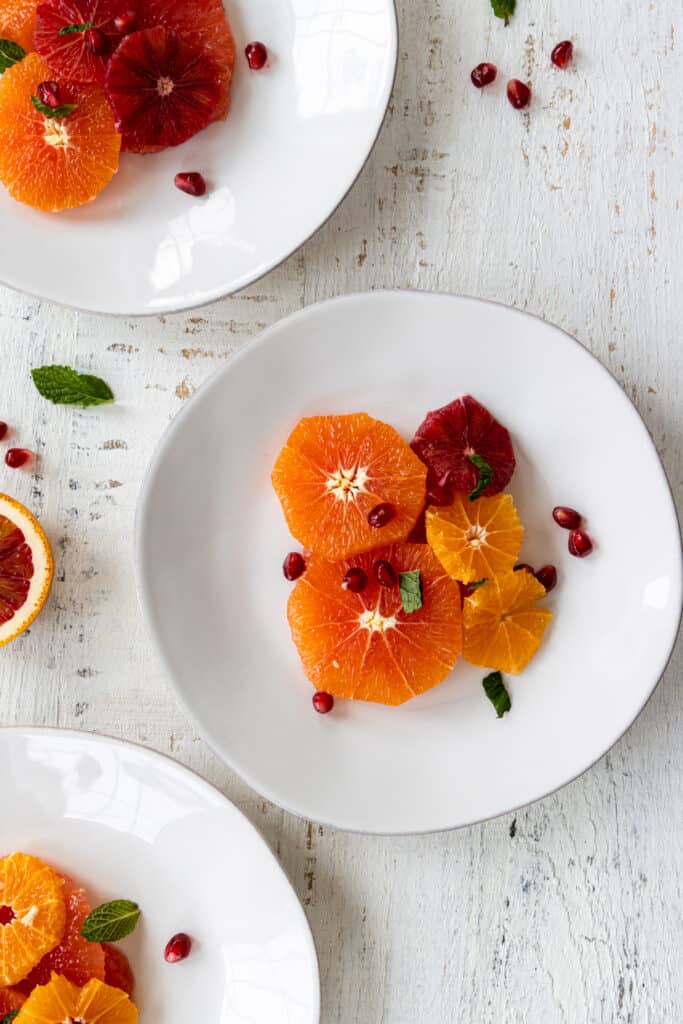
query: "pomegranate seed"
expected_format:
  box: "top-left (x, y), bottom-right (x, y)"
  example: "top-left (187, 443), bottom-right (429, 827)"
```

top-left (0, 422), bottom-right (7, 441)
top-left (283, 551), bottom-right (306, 581)
top-left (164, 933), bottom-right (192, 963)
top-left (85, 27), bottom-right (109, 55)
top-left (312, 691), bottom-right (334, 714)
top-left (507, 79), bottom-right (531, 109)
top-left (367, 502), bottom-right (396, 528)
top-left (37, 81), bottom-right (61, 108)
top-left (0, 905), bottom-right (15, 925)
top-left (5, 448), bottom-right (31, 469)
top-left (552, 506), bottom-right (582, 530)
top-left (374, 559), bottom-right (396, 588)
top-left (568, 529), bottom-right (593, 558)
top-left (551, 40), bottom-right (574, 69)
top-left (535, 564), bottom-right (558, 592)
top-left (471, 62), bottom-right (497, 88)
top-left (245, 41), bottom-right (268, 70)
top-left (514, 563), bottom-right (534, 574)
top-left (174, 172), bottom-right (207, 197)
top-left (342, 567), bottom-right (367, 593)
top-left (113, 9), bottom-right (137, 33)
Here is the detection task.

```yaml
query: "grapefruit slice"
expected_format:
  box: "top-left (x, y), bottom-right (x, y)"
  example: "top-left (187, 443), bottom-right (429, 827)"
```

top-left (35, 0), bottom-right (124, 84)
top-left (16, 972), bottom-right (138, 1023)
top-left (102, 943), bottom-right (134, 996)
top-left (0, 0), bottom-right (38, 51)
top-left (463, 571), bottom-right (552, 674)
top-left (0, 493), bottom-right (54, 647)
top-left (426, 492), bottom-right (523, 584)
top-left (288, 542), bottom-right (463, 705)
top-left (272, 413), bottom-right (427, 561)
top-left (0, 852), bottom-right (66, 986)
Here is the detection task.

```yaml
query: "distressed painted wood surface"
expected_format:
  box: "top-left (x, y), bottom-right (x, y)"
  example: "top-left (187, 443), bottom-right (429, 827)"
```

top-left (1, 2), bottom-right (682, 1022)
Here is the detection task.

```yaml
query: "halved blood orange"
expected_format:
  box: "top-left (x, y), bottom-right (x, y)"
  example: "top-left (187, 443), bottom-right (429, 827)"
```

top-left (463, 571), bottom-right (552, 674)
top-left (102, 943), bottom-right (134, 996)
top-left (272, 414), bottom-right (427, 561)
top-left (0, 0), bottom-right (38, 51)
top-left (0, 852), bottom-right (66, 986)
top-left (288, 542), bottom-right (463, 705)
top-left (426, 492), bottom-right (523, 584)
top-left (16, 973), bottom-right (138, 1023)
top-left (0, 494), bottom-right (54, 648)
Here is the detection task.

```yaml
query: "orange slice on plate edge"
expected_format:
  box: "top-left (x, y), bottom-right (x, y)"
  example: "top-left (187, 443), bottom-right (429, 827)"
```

top-left (16, 972), bottom-right (138, 1024)
top-left (426, 492), bottom-right (524, 584)
top-left (463, 571), bottom-right (552, 675)
top-left (0, 853), bottom-right (66, 987)
top-left (0, 493), bottom-right (54, 647)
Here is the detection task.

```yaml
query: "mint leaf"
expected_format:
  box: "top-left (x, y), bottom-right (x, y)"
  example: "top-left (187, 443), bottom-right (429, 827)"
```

top-left (31, 95), bottom-right (78, 118)
top-left (31, 365), bottom-right (114, 407)
top-left (0, 39), bottom-right (25, 73)
top-left (482, 671), bottom-right (511, 718)
top-left (1, 1011), bottom-right (19, 1023)
top-left (59, 21), bottom-right (92, 34)
top-left (490, 0), bottom-right (516, 25)
top-left (81, 900), bottom-right (140, 942)
top-left (399, 570), bottom-right (423, 614)
top-left (468, 578), bottom-right (488, 591)
top-left (468, 454), bottom-right (493, 501)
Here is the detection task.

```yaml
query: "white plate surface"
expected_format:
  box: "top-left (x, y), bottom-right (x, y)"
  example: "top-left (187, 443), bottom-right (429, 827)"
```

top-left (0, 728), bottom-right (319, 1022)
top-left (0, 1), bottom-right (397, 315)
top-left (136, 291), bottom-right (682, 834)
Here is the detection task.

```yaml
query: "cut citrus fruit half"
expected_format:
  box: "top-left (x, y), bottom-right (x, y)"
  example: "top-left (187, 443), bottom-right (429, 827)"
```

top-left (102, 943), bottom-right (134, 996)
top-left (0, 493), bottom-right (54, 648)
top-left (0, 52), bottom-right (121, 212)
top-left (0, 0), bottom-right (38, 51)
top-left (463, 571), bottom-right (552, 674)
top-left (272, 413), bottom-right (427, 561)
top-left (0, 852), bottom-right (66, 986)
top-left (426, 492), bottom-right (523, 584)
top-left (35, 0), bottom-right (124, 84)
top-left (0, 986), bottom-right (26, 1016)
top-left (288, 542), bottom-right (463, 705)
top-left (16, 972), bottom-right (138, 1023)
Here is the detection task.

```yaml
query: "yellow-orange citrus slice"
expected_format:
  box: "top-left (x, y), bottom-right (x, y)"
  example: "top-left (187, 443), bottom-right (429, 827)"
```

top-left (426, 492), bottom-right (523, 584)
top-left (16, 973), bottom-right (138, 1023)
top-left (462, 571), bottom-right (552, 674)
top-left (0, 853), bottom-right (66, 986)
top-left (0, 493), bottom-right (54, 647)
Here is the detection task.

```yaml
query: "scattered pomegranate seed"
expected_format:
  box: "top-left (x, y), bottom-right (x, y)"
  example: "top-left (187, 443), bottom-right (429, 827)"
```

top-left (0, 422), bottom-right (7, 441)
top-left (514, 563), bottom-right (534, 574)
top-left (164, 933), bottom-right (192, 963)
top-left (5, 448), bottom-right (31, 469)
top-left (0, 905), bottom-right (15, 925)
top-left (535, 564), bottom-right (558, 592)
top-left (342, 567), bottom-right (367, 593)
top-left (312, 691), bottom-right (334, 714)
top-left (37, 81), bottom-right (61, 108)
top-left (113, 9), bottom-right (137, 33)
top-left (551, 40), bottom-right (574, 69)
top-left (245, 41), bottom-right (268, 70)
top-left (507, 79), bottom-right (531, 109)
top-left (374, 560), bottom-right (396, 588)
top-left (85, 27), bottom-right (109, 55)
top-left (174, 172), bottom-right (207, 197)
top-left (552, 506), bottom-right (582, 530)
top-left (471, 62), bottom-right (497, 88)
top-left (367, 502), bottom-right (396, 528)
top-left (568, 529), bottom-right (593, 558)
top-left (283, 551), bottom-right (306, 581)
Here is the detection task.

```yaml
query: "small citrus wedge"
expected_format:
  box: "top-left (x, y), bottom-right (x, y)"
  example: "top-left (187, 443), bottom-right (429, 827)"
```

top-left (463, 571), bottom-right (552, 674)
top-left (0, 852), bottom-right (66, 986)
top-left (0, 493), bottom-right (54, 648)
top-left (16, 973), bottom-right (138, 1023)
top-left (0, 0), bottom-right (38, 51)
top-left (426, 492), bottom-right (523, 584)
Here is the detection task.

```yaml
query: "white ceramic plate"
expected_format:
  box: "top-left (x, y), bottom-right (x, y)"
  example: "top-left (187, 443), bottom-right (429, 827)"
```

top-left (136, 291), bottom-right (682, 834)
top-left (0, 1), bottom-right (397, 315)
top-left (0, 728), bottom-right (319, 1021)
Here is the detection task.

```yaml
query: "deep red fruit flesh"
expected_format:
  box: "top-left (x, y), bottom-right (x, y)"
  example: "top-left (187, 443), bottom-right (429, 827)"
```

top-left (0, 422), bottom-right (7, 441)
top-left (552, 506), bottom-right (581, 530)
top-left (312, 691), bottom-right (334, 714)
top-left (551, 40), bottom-right (573, 68)
top-left (164, 933), bottom-right (192, 963)
top-left (568, 529), bottom-right (593, 558)
top-left (103, 943), bottom-right (135, 996)
top-left (113, 9), bottom-right (136, 34)
top-left (514, 563), bottom-right (534, 574)
top-left (245, 41), bottom-right (267, 70)
top-left (0, 906), bottom-right (15, 925)
top-left (507, 79), bottom-right (531, 109)
top-left (5, 449), bottom-right (31, 468)
top-left (0, 518), bottom-right (31, 627)
top-left (283, 552), bottom-right (306, 581)
top-left (471, 62), bottom-right (497, 88)
top-left (535, 564), bottom-right (558, 592)
top-left (367, 503), bottom-right (397, 528)
top-left (84, 27), bottom-right (108, 55)
top-left (34, 0), bottom-right (125, 84)
top-left (37, 81), bottom-right (61, 107)
top-left (425, 479), bottom-right (452, 507)
top-left (342, 567), bottom-right (367, 593)
top-left (374, 560), bottom-right (397, 588)
top-left (174, 172), bottom-right (207, 197)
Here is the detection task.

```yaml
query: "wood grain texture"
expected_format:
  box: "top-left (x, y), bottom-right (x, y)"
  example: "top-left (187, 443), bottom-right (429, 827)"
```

top-left (1, 2), bottom-right (682, 1022)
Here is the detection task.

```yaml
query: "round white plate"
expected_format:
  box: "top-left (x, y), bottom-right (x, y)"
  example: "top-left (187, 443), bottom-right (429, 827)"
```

top-left (0, 728), bottom-right (319, 1022)
top-left (0, 1), bottom-right (397, 315)
top-left (136, 291), bottom-right (682, 834)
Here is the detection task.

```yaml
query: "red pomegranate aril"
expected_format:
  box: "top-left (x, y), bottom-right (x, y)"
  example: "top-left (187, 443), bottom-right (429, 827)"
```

top-left (471, 62), bottom-right (497, 88)
top-left (535, 564), bottom-right (558, 592)
top-left (551, 40), bottom-right (574, 69)
top-left (0, 905), bottom-right (15, 926)
top-left (85, 27), bottom-right (108, 55)
top-left (164, 933), bottom-right (192, 963)
top-left (245, 41), bottom-right (268, 70)
top-left (312, 690), bottom-right (334, 714)
top-left (507, 79), bottom-right (531, 109)
top-left (374, 559), bottom-right (397, 588)
top-left (113, 9), bottom-right (137, 33)
top-left (5, 448), bottom-right (31, 469)
top-left (174, 172), bottom-right (207, 197)
top-left (0, 422), bottom-right (7, 441)
top-left (37, 81), bottom-right (61, 108)
top-left (283, 551), bottom-right (306, 581)
top-left (514, 563), bottom-right (534, 574)
top-left (569, 529), bottom-right (593, 558)
top-left (552, 505), bottom-right (582, 530)
top-left (367, 502), bottom-right (397, 528)
top-left (342, 567), bottom-right (367, 593)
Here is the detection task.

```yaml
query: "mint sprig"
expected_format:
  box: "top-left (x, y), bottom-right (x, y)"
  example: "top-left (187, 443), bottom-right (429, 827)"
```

top-left (31, 365), bottom-right (114, 407)
top-left (482, 671), bottom-right (511, 718)
top-left (1, 1011), bottom-right (19, 1023)
top-left (467, 578), bottom-right (488, 591)
top-left (468, 454), bottom-right (493, 501)
top-left (490, 0), bottom-right (516, 25)
top-left (59, 21), bottom-right (92, 34)
top-left (81, 900), bottom-right (140, 943)
top-left (0, 39), bottom-right (26, 73)
top-left (31, 95), bottom-right (78, 118)
top-left (399, 570), bottom-right (423, 614)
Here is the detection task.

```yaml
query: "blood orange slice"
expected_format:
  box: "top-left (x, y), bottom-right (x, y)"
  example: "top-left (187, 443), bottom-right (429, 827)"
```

top-left (16, 973), bottom-right (138, 1023)
top-left (0, 986), bottom-right (25, 1016)
top-left (463, 571), bottom-right (552, 674)
top-left (0, 852), bottom-right (66, 986)
top-left (288, 542), bottom-right (463, 705)
top-left (103, 943), bottom-right (134, 996)
top-left (0, 493), bottom-right (54, 647)
top-left (0, 0), bottom-right (38, 51)
top-left (426, 492), bottom-right (523, 584)
top-left (35, 0), bottom-right (124, 84)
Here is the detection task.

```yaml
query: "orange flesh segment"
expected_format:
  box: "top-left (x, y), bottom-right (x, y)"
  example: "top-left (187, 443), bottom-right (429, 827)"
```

top-left (0, 0), bottom-right (37, 51)
top-left (16, 972), bottom-right (138, 1023)
top-left (0, 853), bottom-right (66, 987)
top-left (426, 492), bottom-right (524, 584)
top-left (463, 571), bottom-right (552, 675)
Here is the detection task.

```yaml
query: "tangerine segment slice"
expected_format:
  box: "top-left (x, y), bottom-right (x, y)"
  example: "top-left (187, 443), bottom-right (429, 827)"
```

top-left (463, 572), bottom-right (552, 675)
top-left (288, 543), bottom-right (462, 706)
top-left (16, 973), bottom-right (138, 1023)
top-left (0, 853), bottom-right (66, 987)
top-left (0, 52), bottom-right (121, 212)
top-left (272, 414), bottom-right (427, 561)
top-left (426, 492), bottom-right (523, 584)
top-left (0, 0), bottom-right (38, 50)
top-left (0, 493), bottom-right (54, 648)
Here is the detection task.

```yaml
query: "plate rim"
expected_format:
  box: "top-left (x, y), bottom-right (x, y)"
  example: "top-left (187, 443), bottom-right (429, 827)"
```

top-left (134, 289), bottom-right (683, 834)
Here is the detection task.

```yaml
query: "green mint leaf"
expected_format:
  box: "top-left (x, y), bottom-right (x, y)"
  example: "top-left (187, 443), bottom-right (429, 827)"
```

top-left (399, 570), bottom-right (423, 614)
top-left (0, 39), bottom-right (26, 73)
top-left (31, 95), bottom-right (78, 118)
top-left (1, 1011), bottom-right (19, 1023)
top-left (81, 900), bottom-right (140, 943)
top-left (482, 671), bottom-right (511, 718)
top-left (31, 365), bottom-right (114, 407)
top-left (468, 454), bottom-right (493, 501)
top-left (59, 21), bottom-right (92, 34)
top-left (490, 0), bottom-right (516, 25)
top-left (468, 578), bottom-right (488, 591)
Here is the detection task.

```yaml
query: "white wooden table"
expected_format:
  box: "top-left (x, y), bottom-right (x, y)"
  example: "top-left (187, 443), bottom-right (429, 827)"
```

top-left (2, 3), bottom-right (682, 1021)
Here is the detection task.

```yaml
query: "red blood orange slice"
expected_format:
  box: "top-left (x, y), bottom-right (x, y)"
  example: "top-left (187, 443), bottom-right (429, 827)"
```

top-left (0, 493), bottom-right (54, 647)
top-left (0, 986), bottom-right (26, 1016)
top-left (103, 943), bottom-right (134, 996)
top-left (35, 0), bottom-right (125, 83)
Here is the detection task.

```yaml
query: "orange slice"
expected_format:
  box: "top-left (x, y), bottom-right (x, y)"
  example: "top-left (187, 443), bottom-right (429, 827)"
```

top-left (288, 542), bottom-right (463, 705)
top-left (425, 492), bottom-right (523, 584)
top-left (0, 853), bottom-right (66, 986)
top-left (0, 493), bottom-right (54, 647)
top-left (462, 571), bottom-right (552, 674)
top-left (16, 973), bottom-right (138, 1023)
top-left (0, 0), bottom-right (38, 51)
top-left (272, 413), bottom-right (427, 561)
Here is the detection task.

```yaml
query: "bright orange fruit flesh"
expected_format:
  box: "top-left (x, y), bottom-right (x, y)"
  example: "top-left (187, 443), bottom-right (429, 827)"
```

top-left (462, 570), bottom-right (552, 674)
top-left (0, 853), bottom-right (66, 987)
top-left (0, 0), bottom-right (37, 51)
top-left (288, 542), bottom-right (463, 705)
top-left (272, 414), bottom-right (427, 561)
top-left (0, 52), bottom-right (121, 212)
top-left (16, 973), bottom-right (138, 1023)
top-left (426, 492), bottom-right (524, 584)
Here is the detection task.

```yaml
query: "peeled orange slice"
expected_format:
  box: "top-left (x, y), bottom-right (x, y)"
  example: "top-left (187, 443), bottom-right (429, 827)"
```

top-left (0, 493), bottom-right (54, 648)
top-left (426, 492), bottom-right (523, 584)
top-left (0, 852), bottom-right (66, 987)
top-left (462, 571), bottom-right (552, 674)
top-left (16, 973), bottom-right (138, 1023)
